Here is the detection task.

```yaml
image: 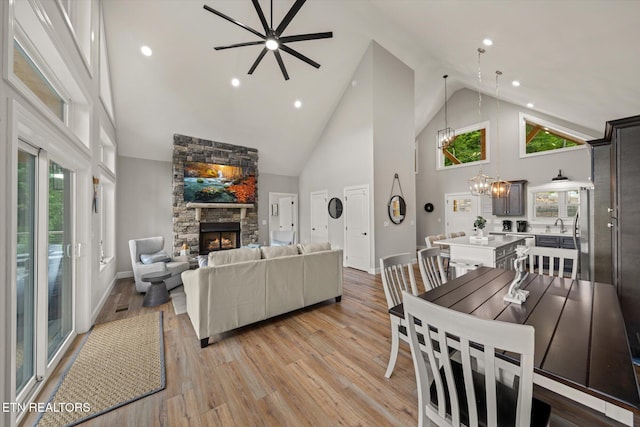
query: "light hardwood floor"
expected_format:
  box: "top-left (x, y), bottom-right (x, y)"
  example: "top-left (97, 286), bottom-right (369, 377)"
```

top-left (22, 267), bottom-right (635, 426)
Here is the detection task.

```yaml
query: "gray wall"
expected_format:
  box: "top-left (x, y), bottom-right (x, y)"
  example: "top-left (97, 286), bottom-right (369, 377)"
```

top-left (299, 43), bottom-right (374, 251)
top-left (258, 172), bottom-right (298, 245)
top-left (415, 88), bottom-right (598, 243)
top-left (116, 155), bottom-right (173, 273)
top-left (372, 43), bottom-right (416, 264)
top-left (299, 41), bottom-right (416, 271)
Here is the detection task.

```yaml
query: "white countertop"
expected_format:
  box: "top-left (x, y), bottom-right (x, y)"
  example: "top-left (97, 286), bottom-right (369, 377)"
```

top-left (434, 234), bottom-right (526, 250)
top-left (489, 230), bottom-right (573, 238)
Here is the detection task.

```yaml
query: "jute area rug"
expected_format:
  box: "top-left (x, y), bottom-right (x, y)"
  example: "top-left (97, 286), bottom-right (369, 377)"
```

top-left (36, 312), bottom-right (165, 426)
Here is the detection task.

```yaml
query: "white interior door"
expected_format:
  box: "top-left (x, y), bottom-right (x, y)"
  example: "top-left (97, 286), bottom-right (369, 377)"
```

top-left (445, 192), bottom-right (481, 236)
top-left (344, 185), bottom-right (370, 272)
top-left (310, 190), bottom-right (328, 243)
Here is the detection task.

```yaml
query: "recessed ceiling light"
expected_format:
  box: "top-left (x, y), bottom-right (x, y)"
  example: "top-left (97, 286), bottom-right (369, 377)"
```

top-left (527, 102), bottom-right (534, 108)
top-left (140, 45), bottom-right (153, 57)
top-left (483, 38), bottom-right (493, 46)
top-left (231, 78), bottom-right (240, 87)
top-left (294, 100), bottom-right (302, 109)
top-left (512, 80), bottom-right (520, 87)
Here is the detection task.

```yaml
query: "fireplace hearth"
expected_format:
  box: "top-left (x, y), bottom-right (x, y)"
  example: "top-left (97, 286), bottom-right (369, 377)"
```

top-left (199, 222), bottom-right (241, 254)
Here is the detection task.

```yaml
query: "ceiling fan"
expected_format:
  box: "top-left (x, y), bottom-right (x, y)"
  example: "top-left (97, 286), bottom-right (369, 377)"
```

top-left (203, 0), bottom-right (332, 80)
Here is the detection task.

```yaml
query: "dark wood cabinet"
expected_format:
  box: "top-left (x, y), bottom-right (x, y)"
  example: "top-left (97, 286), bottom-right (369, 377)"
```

top-left (589, 115), bottom-right (640, 357)
top-left (492, 180), bottom-right (527, 216)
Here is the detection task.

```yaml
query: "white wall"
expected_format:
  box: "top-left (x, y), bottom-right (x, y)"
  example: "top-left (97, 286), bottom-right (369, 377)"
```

top-left (1, 0), bottom-right (116, 423)
top-left (257, 173), bottom-right (298, 245)
top-left (115, 156), bottom-right (173, 273)
top-left (299, 42), bottom-right (416, 271)
top-left (415, 88), bottom-right (599, 243)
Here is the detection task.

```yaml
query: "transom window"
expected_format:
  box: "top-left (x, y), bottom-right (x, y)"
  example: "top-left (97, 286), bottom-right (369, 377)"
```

top-left (13, 40), bottom-right (66, 121)
top-left (519, 113), bottom-right (592, 158)
top-left (437, 121), bottom-right (489, 170)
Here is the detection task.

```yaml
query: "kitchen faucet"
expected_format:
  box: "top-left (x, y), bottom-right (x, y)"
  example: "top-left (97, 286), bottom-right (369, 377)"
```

top-left (554, 217), bottom-right (566, 233)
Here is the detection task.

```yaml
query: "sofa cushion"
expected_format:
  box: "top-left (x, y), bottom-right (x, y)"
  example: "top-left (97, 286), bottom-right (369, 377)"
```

top-left (298, 242), bottom-right (332, 254)
top-left (260, 245), bottom-right (299, 259)
top-left (140, 250), bottom-right (171, 264)
top-left (208, 247), bottom-right (261, 266)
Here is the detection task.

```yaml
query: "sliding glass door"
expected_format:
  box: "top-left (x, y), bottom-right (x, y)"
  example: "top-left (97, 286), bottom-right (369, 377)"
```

top-left (15, 145), bottom-right (75, 402)
top-left (16, 148), bottom-right (37, 396)
top-left (47, 161), bottom-right (73, 361)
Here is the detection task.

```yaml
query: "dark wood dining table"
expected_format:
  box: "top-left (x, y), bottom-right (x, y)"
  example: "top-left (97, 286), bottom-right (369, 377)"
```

top-left (389, 266), bottom-right (640, 425)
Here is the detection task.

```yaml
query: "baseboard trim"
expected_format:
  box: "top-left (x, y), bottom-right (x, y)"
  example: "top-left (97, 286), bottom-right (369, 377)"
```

top-left (91, 275), bottom-right (118, 324)
top-left (116, 270), bottom-right (133, 279)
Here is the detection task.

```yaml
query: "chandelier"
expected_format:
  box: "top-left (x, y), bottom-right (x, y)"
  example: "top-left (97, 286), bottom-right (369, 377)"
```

top-left (468, 48), bottom-right (494, 196)
top-left (436, 75), bottom-right (455, 149)
top-left (490, 70), bottom-right (511, 199)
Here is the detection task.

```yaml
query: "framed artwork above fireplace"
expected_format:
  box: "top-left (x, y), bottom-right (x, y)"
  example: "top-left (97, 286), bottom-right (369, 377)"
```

top-left (184, 161), bottom-right (256, 204)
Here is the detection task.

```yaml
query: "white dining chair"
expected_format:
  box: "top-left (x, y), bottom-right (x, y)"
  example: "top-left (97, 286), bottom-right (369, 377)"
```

top-left (417, 248), bottom-right (447, 291)
top-left (402, 291), bottom-right (551, 427)
top-left (380, 253), bottom-right (419, 378)
top-left (526, 246), bottom-right (578, 279)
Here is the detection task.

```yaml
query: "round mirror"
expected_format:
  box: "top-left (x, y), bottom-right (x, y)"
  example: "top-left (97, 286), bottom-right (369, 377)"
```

top-left (328, 197), bottom-right (343, 219)
top-left (388, 195), bottom-right (406, 224)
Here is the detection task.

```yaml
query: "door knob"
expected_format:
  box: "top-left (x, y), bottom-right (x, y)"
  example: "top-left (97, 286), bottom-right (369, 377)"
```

top-left (312, 228), bottom-right (316, 231)
top-left (607, 222), bottom-right (615, 228)
top-left (362, 232), bottom-right (367, 236)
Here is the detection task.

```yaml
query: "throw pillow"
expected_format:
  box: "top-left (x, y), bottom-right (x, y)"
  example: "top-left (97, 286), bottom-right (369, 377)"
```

top-left (197, 255), bottom-right (208, 268)
top-left (298, 242), bottom-right (331, 254)
top-left (260, 245), bottom-right (299, 259)
top-left (271, 240), bottom-right (290, 247)
top-left (140, 250), bottom-right (171, 264)
top-left (208, 247), bottom-right (261, 266)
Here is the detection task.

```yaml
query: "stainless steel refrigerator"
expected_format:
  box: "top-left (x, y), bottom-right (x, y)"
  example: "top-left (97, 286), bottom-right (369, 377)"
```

top-left (573, 185), bottom-right (595, 281)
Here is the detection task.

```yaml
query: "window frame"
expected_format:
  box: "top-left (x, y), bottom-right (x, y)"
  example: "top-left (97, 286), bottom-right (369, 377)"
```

top-left (518, 113), bottom-right (593, 159)
top-left (527, 181), bottom-right (590, 225)
top-left (436, 121), bottom-right (490, 171)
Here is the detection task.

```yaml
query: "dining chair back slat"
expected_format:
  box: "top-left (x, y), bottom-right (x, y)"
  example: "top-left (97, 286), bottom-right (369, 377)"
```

top-left (402, 291), bottom-right (550, 427)
top-left (417, 247), bottom-right (447, 291)
top-left (379, 253), bottom-right (419, 378)
top-left (526, 246), bottom-right (578, 279)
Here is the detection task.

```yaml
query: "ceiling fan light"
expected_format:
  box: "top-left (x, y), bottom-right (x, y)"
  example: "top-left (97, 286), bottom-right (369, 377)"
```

top-left (265, 38), bottom-right (279, 50)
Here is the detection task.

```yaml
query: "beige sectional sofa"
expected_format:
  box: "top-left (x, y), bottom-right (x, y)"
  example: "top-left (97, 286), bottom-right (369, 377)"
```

top-left (181, 243), bottom-right (343, 347)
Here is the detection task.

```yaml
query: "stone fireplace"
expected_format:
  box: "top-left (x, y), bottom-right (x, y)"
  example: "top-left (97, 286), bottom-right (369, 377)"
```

top-left (172, 134), bottom-right (259, 256)
top-left (199, 222), bottom-right (241, 254)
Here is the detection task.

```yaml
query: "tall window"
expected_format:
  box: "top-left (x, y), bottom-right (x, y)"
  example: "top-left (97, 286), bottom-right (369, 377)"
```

top-left (519, 113), bottom-right (592, 158)
top-left (437, 122), bottom-right (489, 170)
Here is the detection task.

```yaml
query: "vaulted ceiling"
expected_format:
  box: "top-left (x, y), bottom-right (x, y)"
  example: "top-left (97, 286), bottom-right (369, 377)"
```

top-left (102, 0), bottom-right (640, 176)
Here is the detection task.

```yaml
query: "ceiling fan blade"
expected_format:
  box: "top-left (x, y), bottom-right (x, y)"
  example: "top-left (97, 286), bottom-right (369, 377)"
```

top-left (273, 50), bottom-right (290, 80)
top-left (248, 48), bottom-right (268, 75)
top-left (214, 41), bottom-right (265, 50)
top-left (275, 0), bottom-right (306, 35)
top-left (280, 32), bottom-right (333, 43)
top-left (251, 0), bottom-right (269, 33)
top-left (203, 4), bottom-right (265, 40)
top-left (280, 45), bottom-right (320, 69)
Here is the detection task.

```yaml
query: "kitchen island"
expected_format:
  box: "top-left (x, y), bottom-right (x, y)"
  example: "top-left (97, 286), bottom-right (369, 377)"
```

top-left (434, 234), bottom-right (527, 275)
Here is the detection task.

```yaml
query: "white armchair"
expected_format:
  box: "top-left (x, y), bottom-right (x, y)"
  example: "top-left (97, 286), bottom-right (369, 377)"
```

top-left (129, 236), bottom-right (189, 292)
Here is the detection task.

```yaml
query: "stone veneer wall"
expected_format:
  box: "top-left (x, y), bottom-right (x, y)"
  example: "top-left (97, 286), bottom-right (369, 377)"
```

top-left (172, 134), bottom-right (259, 256)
